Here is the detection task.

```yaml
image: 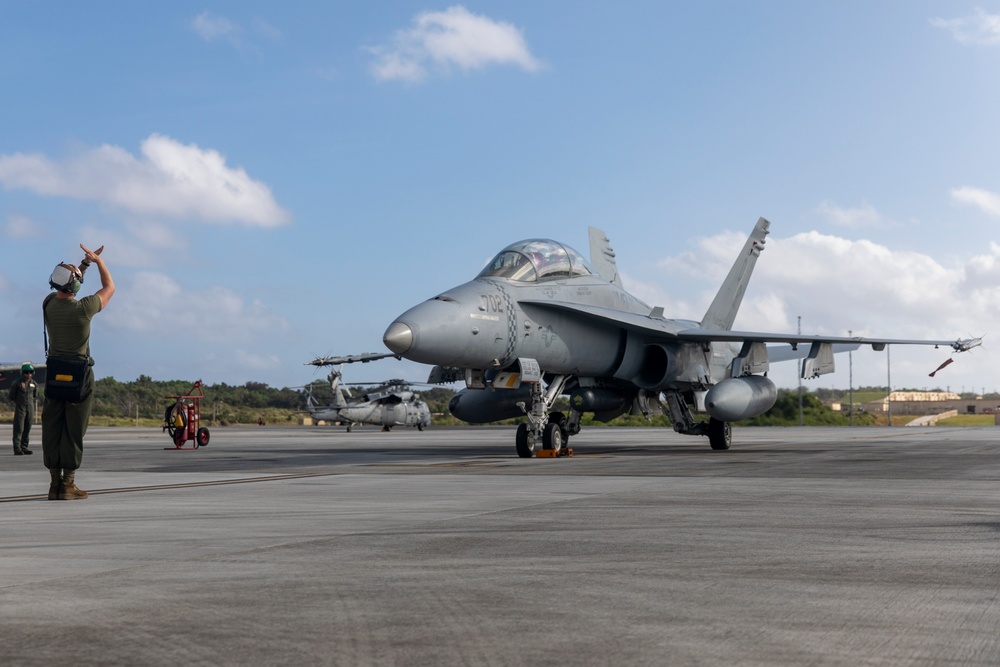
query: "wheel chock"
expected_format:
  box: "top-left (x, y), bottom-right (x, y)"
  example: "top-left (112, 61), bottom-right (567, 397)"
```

top-left (535, 448), bottom-right (573, 458)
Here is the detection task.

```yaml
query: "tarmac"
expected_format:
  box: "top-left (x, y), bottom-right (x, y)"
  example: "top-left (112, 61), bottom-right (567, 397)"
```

top-left (1, 423), bottom-right (998, 666)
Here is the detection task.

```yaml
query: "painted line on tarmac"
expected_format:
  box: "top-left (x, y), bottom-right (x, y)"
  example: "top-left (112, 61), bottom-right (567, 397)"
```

top-left (0, 472), bottom-right (336, 503)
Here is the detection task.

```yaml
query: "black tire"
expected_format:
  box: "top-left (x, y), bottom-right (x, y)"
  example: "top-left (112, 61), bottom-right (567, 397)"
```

top-left (165, 404), bottom-right (187, 441)
top-left (515, 423), bottom-right (535, 458)
top-left (708, 418), bottom-right (731, 450)
top-left (417, 423), bottom-right (424, 431)
top-left (196, 427), bottom-right (210, 447)
top-left (542, 421), bottom-right (563, 450)
top-left (549, 411), bottom-right (570, 442)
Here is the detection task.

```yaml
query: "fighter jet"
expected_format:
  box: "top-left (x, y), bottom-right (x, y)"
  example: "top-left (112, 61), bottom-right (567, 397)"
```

top-left (383, 218), bottom-right (981, 457)
top-left (304, 353), bottom-right (431, 432)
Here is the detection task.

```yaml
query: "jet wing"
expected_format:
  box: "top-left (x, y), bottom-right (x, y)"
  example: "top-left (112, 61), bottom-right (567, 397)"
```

top-left (519, 299), bottom-right (980, 352)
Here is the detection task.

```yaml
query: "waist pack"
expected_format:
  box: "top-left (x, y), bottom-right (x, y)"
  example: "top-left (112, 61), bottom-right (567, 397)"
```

top-left (44, 356), bottom-right (90, 403)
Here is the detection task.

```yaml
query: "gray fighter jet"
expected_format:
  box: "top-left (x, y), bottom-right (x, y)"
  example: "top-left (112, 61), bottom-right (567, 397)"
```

top-left (383, 218), bottom-right (981, 457)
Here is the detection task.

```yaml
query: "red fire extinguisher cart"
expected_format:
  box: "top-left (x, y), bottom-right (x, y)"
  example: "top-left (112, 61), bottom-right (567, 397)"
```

top-left (162, 380), bottom-right (210, 449)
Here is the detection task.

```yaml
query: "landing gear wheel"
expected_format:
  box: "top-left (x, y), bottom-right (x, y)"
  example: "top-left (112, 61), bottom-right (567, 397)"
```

top-left (542, 421), bottom-right (564, 450)
top-left (515, 423), bottom-right (536, 458)
top-left (548, 411), bottom-right (570, 443)
top-left (708, 418), bottom-right (731, 451)
top-left (346, 424), bottom-right (352, 433)
top-left (196, 427), bottom-right (210, 447)
top-left (417, 423), bottom-right (424, 431)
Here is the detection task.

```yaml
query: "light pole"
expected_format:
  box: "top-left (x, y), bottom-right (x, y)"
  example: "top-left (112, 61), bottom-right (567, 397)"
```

top-left (848, 330), bottom-right (854, 427)
top-left (886, 345), bottom-right (892, 427)
top-left (797, 316), bottom-right (803, 426)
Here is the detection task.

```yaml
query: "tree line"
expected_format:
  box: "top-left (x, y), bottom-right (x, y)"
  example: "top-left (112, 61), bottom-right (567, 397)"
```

top-left (81, 376), bottom-right (463, 426)
top-left (5, 375), bottom-right (960, 427)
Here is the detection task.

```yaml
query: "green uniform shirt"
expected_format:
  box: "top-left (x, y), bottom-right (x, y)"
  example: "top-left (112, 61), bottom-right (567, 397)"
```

top-left (44, 294), bottom-right (102, 358)
top-left (8, 377), bottom-right (37, 406)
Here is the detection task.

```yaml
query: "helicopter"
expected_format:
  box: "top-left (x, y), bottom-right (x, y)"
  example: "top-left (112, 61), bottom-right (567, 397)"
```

top-left (304, 353), bottom-right (432, 432)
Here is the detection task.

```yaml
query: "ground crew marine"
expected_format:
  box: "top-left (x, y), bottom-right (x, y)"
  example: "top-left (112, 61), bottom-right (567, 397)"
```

top-left (42, 246), bottom-right (114, 501)
top-left (9, 363), bottom-right (37, 455)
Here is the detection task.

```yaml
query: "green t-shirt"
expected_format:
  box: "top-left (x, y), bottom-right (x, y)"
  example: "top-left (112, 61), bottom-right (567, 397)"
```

top-left (44, 294), bottom-right (102, 358)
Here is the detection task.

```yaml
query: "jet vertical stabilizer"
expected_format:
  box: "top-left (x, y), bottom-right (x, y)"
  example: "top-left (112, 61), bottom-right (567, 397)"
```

top-left (588, 227), bottom-right (623, 288)
top-left (700, 217), bottom-right (770, 331)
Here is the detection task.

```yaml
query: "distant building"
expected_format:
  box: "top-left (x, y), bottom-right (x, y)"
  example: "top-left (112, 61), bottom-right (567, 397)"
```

top-left (886, 391), bottom-right (960, 402)
top-left (860, 392), bottom-right (1000, 415)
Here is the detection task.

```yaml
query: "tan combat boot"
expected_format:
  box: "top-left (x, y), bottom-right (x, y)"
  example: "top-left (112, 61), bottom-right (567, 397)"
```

top-left (47, 468), bottom-right (63, 501)
top-left (58, 470), bottom-right (88, 500)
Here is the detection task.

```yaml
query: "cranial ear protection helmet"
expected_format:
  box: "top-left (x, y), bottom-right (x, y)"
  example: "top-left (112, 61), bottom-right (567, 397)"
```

top-left (49, 263), bottom-right (83, 294)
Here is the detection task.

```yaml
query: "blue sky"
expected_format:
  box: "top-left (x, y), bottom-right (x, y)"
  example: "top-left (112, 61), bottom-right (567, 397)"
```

top-left (3, 2), bottom-right (1000, 395)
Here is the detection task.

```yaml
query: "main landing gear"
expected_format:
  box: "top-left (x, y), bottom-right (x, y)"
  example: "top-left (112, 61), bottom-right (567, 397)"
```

top-left (510, 381), bottom-right (733, 457)
top-left (660, 390), bottom-right (732, 451)
top-left (514, 376), bottom-right (579, 458)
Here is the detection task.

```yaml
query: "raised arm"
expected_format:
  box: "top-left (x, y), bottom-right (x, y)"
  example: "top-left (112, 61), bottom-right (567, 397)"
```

top-left (81, 244), bottom-right (115, 310)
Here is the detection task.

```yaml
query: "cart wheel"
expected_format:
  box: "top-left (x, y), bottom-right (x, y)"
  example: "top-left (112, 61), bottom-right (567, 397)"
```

top-left (165, 404), bottom-right (188, 440)
top-left (197, 427), bottom-right (210, 447)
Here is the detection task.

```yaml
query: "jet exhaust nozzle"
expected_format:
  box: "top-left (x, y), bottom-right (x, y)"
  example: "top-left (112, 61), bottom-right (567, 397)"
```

top-left (704, 375), bottom-right (777, 422)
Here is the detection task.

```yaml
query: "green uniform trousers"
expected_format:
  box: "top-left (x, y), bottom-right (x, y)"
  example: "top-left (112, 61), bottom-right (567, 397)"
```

top-left (13, 402), bottom-right (34, 450)
top-left (41, 367), bottom-right (94, 471)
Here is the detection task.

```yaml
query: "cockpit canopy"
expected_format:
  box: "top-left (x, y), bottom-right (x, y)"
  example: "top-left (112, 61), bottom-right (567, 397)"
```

top-left (477, 239), bottom-right (595, 283)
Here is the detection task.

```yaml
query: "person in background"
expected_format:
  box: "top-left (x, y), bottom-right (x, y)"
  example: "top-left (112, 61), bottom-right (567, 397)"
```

top-left (8, 362), bottom-right (37, 455)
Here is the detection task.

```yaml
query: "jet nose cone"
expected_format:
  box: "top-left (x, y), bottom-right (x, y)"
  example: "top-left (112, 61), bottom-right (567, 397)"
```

top-left (383, 321), bottom-right (413, 355)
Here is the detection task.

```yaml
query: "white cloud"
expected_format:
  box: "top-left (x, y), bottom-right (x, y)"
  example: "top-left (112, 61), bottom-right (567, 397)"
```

top-left (4, 212), bottom-right (44, 239)
top-left (931, 9), bottom-right (1000, 45)
top-left (77, 222), bottom-right (188, 269)
top-left (816, 200), bottom-right (895, 229)
top-left (620, 270), bottom-right (700, 321)
top-left (107, 271), bottom-right (290, 343)
top-left (191, 12), bottom-right (241, 43)
top-left (0, 134), bottom-right (290, 227)
top-left (950, 186), bottom-right (1000, 217)
top-left (233, 349), bottom-right (283, 372)
top-left (190, 12), bottom-right (282, 53)
top-left (371, 5), bottom-right (542, 83)
top-left (744, 232), bottom-right (964, 333)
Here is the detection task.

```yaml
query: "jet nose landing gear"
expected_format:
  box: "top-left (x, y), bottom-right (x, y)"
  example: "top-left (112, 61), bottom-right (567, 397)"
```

top-left (515, 380), bottom-right (576, 459)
